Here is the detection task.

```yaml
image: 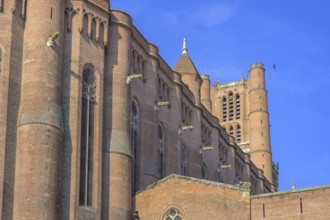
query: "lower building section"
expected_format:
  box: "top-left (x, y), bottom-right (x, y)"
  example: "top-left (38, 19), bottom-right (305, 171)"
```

top-left (136, 175), bottom-right (330, 220)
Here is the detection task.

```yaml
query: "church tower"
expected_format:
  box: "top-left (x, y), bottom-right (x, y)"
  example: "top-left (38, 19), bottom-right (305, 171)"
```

top-left (248, 63), bottom-right (273, 184)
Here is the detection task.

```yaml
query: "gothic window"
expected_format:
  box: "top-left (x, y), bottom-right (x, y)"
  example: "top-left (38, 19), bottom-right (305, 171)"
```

top-left (229, 126), bottom-right (234, 137)
top-left (158, 125), bottom-right (165, 178)
top-left (236, 125), bottom-right (241, 143)
top-left (181, 101), bottom-right (186, 123)
top-left (79, 66), bottom-right (96, 206)
top-left (236, 94), bottom-right (241, 119)
top-left (229, 92), bottom-right (234, 120)
top-left (131, 100), bottom-right (139, 192)
top-left (181, 146), bottom-right (187, 176)
top-left (222, 97), bottom-right (227, 122)
top-left (164, 209), bottom-right (183, 220)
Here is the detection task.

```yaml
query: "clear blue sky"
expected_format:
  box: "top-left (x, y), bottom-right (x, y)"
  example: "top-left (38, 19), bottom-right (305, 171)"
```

top-left (111, 0), bottom-right (330, 191)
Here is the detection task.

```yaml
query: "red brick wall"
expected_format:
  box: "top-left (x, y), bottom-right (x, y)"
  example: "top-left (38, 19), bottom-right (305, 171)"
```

top-left (251, 185), bottom-right (330, 220)
top-left (136, 175), bottom-right (250, 220)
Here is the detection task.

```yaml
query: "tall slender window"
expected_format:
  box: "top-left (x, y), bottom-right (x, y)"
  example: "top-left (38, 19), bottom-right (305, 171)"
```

top-left (79, 66), bottom-right (96, 206)
top-left (236, 125), bottom-right (241, 143)
top-left (229, 126), bottom-right (234, 137)
top-left (158, 125), bottom-right (165, 178)
top-left (222, 97), bottom-right (227, 122)
top-left (229, 92), bottom-right (234, 120)
top-left (181, 146), bottom-right (187, 175)
top-left (236, 94), bottom-right (241, 119)
top-left (131, 100), bottom-right (139, 192)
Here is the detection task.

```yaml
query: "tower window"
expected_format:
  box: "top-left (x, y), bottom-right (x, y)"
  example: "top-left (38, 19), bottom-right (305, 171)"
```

top-left (79, 66), bottom-right (96, 206)
top-left (222, 97), bottom-right (227, 122)
top-left (228, 92), bottom-right (234, 120)
top-left (131, 100), bottom-right (139, 192)
top-left (236, 125), bottom-right (241, 143)
top-left (229, 126), bottom-right (234, 136)
top-left (236, 94), bottom-right (240, 119)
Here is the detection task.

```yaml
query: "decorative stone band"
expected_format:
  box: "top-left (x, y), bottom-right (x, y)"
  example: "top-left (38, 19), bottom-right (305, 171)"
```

top-left (200, 74), bottom-right (210, 80)
top-left (250, 62), bottom-right (264, 70)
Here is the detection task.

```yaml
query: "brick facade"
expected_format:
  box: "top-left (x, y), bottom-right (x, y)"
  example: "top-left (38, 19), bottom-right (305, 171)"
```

top-left (0, 0), bottom-right (326, 219)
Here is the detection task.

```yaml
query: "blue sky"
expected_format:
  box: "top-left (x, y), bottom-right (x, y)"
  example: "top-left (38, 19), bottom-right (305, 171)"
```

top-left (111, 0), bottom-right (330, 191)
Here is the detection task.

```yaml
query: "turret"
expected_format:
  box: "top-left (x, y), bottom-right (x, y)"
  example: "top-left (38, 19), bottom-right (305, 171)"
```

top-left (13, 0), bottom-right (65, 219)
top-left (174, 38), bottom-right (202, 105)
top-left (106, 10), bottom-right (133, 219)
top-left (248, 63), bottom-right (273, 184)
top-left (200, 74), bottom-right (212, 112)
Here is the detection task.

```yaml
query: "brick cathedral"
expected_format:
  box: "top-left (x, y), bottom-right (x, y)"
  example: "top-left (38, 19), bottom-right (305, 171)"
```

top-left (0, 0), bottom-right (329, 219)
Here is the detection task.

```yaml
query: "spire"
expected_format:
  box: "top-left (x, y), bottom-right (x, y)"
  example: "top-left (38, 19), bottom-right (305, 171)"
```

top-left (291, 180), bottom-right (296, 190)
top-left (182, 38), bottom-right (188, 54)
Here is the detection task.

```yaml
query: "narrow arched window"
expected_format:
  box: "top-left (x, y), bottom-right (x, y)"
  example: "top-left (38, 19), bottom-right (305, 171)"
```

top-left (222, 97), bottom-right (227, 122)
top-left (158, 125), bottom-right (165, 178)
top-left (228, 92), bottom-right (234, 120)
top-left (236, 125), bottom-right (241, 143)
top-left (229, 126), bottom-right (234, 137)
top-left (181, 146), bottom-right (187, 176)
top-left (164, 209), bottom-right (183, 220)
top-left (236, 94), bottom-right (241, 119)
top-left (79, 66), bottom-right (96, 206)
top-left (131, 100), bottom-right (139, 192)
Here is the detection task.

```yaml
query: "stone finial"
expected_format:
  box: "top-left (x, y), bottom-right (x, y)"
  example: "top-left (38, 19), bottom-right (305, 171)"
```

top-left (292, 180), bottom-right (296, 190)
top-left (182, 37), bottom-right (188, 54)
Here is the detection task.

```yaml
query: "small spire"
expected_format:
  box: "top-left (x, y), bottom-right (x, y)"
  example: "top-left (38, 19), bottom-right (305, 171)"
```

top-left (182, 38), bottom-right (188, 54)
top-left (291, 180), bottom-right (295, 190)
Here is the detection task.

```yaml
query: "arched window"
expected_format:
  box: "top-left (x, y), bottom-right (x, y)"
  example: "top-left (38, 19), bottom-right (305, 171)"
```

top-left (79, 66), bottom-right (96, 206)
top-left (229, 126), bottom-right (234, 137)
top-left (158, 125), bottom-right (165, 178)
top-left (228, 92), bottom-right (234, 120)
top-left (131, 100), bottom-right (139, 192)
top-left (181, 146), bottom-right (187, 176)
top-left (164, 209), bottom-right (183, 220)
top-left (236, 125), bottom-right (241, 143)
top-left (222, 97), bottom-right (227, 122)
top-left (236, 94), bottom-right (241, 119)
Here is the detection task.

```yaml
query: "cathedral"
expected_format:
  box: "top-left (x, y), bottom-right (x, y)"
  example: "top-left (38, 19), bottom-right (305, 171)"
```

top-left (0, 0), bottom-right (329, 219)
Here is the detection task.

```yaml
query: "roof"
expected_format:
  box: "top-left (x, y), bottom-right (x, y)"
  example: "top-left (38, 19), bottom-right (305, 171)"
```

top-left (173, 53), bottom-right (199, 74)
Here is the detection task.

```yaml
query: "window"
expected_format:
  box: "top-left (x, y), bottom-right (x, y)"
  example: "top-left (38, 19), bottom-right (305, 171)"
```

top-left (236, 94), bottom-right (240, 119)
top-left (164, 209), bottom-right (183, 220)
top-left (131, 100), bottom-right (139, 192)
top-left (222, 97), bottom-right (227, 122)
top-left (229, 126), bottom-right (234, 136)
top-left (181, 146), bottom-right (187, 176)
top-left (236, 125), bottom-right (241, 143)
top-left (229, 92), bottom-right (234, 120)
top-left (158, 125), bottom-right (165, 178)
top-left (79, 66), bottom-right (96, 206)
